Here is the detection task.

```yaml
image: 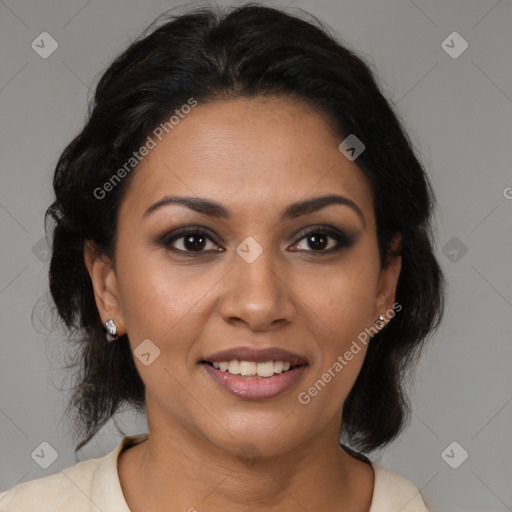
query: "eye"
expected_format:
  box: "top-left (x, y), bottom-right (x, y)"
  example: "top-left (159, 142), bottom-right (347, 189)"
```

top-left (156, 225), bottom-right (355, 256)
top-left (157, 227), bottom-right (222, 254)
top-left (290, 226), bottom-right (355, 253)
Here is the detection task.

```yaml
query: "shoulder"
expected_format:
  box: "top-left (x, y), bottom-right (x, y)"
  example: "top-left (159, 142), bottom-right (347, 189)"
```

top-left (0, 456), bottom-right (105, 511)
top-left (369, 462), bottom-right (430, 512)
top-left (0, 434), bottom-right (147, 512)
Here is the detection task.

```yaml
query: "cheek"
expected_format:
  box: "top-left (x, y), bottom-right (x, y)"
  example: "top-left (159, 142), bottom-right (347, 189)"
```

top-left (115, 242), bottom-right (222, 358)
top-left (295, 273), bottom-right (373, 418)
top-left (295, 255), bottom-right (379, 344)
top-left (291, 254), bottom-right (378, 408)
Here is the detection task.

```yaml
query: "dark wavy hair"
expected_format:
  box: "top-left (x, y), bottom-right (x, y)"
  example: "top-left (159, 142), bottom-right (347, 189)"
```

top-left (45, 2), bottom-right (445, 454)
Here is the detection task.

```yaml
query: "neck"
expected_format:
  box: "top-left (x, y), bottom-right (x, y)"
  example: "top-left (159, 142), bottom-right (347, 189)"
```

top-left (118, 412), bottom-right (374, 512)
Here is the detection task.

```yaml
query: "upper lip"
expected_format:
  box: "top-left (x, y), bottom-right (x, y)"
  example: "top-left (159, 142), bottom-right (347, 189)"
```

top-left (202, 346), bottom-right (308, 365)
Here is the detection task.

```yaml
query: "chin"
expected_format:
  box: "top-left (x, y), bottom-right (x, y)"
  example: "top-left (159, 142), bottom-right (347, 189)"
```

top-left (199, 412), bottom-right (305, 459)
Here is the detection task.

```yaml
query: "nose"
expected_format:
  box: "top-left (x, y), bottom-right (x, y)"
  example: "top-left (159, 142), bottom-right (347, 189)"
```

top-left (219, 249), bottom-right (296, 331)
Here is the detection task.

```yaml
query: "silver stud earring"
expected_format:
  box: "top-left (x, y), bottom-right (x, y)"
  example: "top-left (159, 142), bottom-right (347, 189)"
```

top-left (105, 318), bottom-right (118, 342)
top-left (375, 314), bottom-right (386, 330)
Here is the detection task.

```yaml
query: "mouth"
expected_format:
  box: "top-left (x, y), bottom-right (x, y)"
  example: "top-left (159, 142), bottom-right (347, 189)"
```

top-left (199, 346), bottom-right (308, 400)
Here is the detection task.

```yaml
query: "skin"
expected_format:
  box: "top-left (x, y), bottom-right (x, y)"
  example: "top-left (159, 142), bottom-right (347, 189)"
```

top-left (85, 96), bottom-right (402, 512)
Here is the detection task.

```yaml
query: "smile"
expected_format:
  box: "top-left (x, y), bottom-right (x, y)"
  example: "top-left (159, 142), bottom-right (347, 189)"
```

top-left (201, 361), bottom-right (307, 400)
top-left (211, 360), bottom-right (295, 377)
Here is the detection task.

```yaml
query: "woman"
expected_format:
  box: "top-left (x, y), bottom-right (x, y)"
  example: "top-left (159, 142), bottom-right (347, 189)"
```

top-left (0, 3), bottom-right (445, 511)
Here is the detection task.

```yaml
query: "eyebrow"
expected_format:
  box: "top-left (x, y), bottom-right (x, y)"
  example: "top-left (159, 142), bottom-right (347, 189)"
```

top-left (143, 194), bottom-right (365, 227)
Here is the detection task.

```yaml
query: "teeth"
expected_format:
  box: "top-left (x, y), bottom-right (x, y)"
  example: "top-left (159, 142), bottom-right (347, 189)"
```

top-left (256, 361), bottom-right (275, 377)
top-left (228, 360), bottom-right (240, 374)
top-left (239, 361), bottom-right (257, 376)
top-left (209, 360), bottom-right (297, 377)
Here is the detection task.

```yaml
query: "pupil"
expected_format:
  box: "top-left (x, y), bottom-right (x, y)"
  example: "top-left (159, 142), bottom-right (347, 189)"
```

top-left (185, 235), bottom-right (206, 250)
top-left (309, 233), bottom-right (327, 250)
top-left (182, 233), bottom-right (329, 251)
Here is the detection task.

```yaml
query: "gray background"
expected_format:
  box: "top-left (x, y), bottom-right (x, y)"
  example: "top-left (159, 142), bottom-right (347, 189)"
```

top-left (1, 0), bottom-right (511, 510)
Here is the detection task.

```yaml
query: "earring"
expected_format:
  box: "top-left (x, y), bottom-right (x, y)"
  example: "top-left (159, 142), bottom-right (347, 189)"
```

top-left (104, 318), bottom-right (118, 342)
top-left (375, 314), bottom-right (386, 330)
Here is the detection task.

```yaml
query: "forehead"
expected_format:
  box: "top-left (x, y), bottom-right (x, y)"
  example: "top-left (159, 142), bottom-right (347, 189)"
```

top-left (120, 96), bottom-right (374, 225)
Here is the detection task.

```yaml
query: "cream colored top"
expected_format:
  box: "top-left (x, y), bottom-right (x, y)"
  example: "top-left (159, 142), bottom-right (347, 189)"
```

top-left (0, 433), bottom-right (429, 511)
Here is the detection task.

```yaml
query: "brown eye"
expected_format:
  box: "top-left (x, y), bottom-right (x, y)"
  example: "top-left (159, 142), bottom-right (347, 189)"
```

top-left (173, 233), bottom-right (213, 251)
top-left (290, 226), bottom-right (355, 253)
top-left (156, 225), bottom-right (355, 257)
top-left (157, 227), bottom-right (221, 254)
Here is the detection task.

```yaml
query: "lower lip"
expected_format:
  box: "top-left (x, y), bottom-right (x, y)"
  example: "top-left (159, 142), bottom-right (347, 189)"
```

top-left (201, 363), bottom-right (307, 400)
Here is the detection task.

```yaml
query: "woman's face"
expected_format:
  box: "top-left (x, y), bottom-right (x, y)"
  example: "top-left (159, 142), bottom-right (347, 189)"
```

top-left (87, 96), bottom-right (401, 458)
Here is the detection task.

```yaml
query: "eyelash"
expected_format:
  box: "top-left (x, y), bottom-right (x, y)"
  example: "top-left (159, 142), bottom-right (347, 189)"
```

top-left (156, 225), bottom-right (355, 257)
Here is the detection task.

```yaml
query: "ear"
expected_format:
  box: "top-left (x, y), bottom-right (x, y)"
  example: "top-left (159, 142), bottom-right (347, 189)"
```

top-left (374, 234), bottom-right (402, 322)
top-left (83, 240), bottom-right (126, 335)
